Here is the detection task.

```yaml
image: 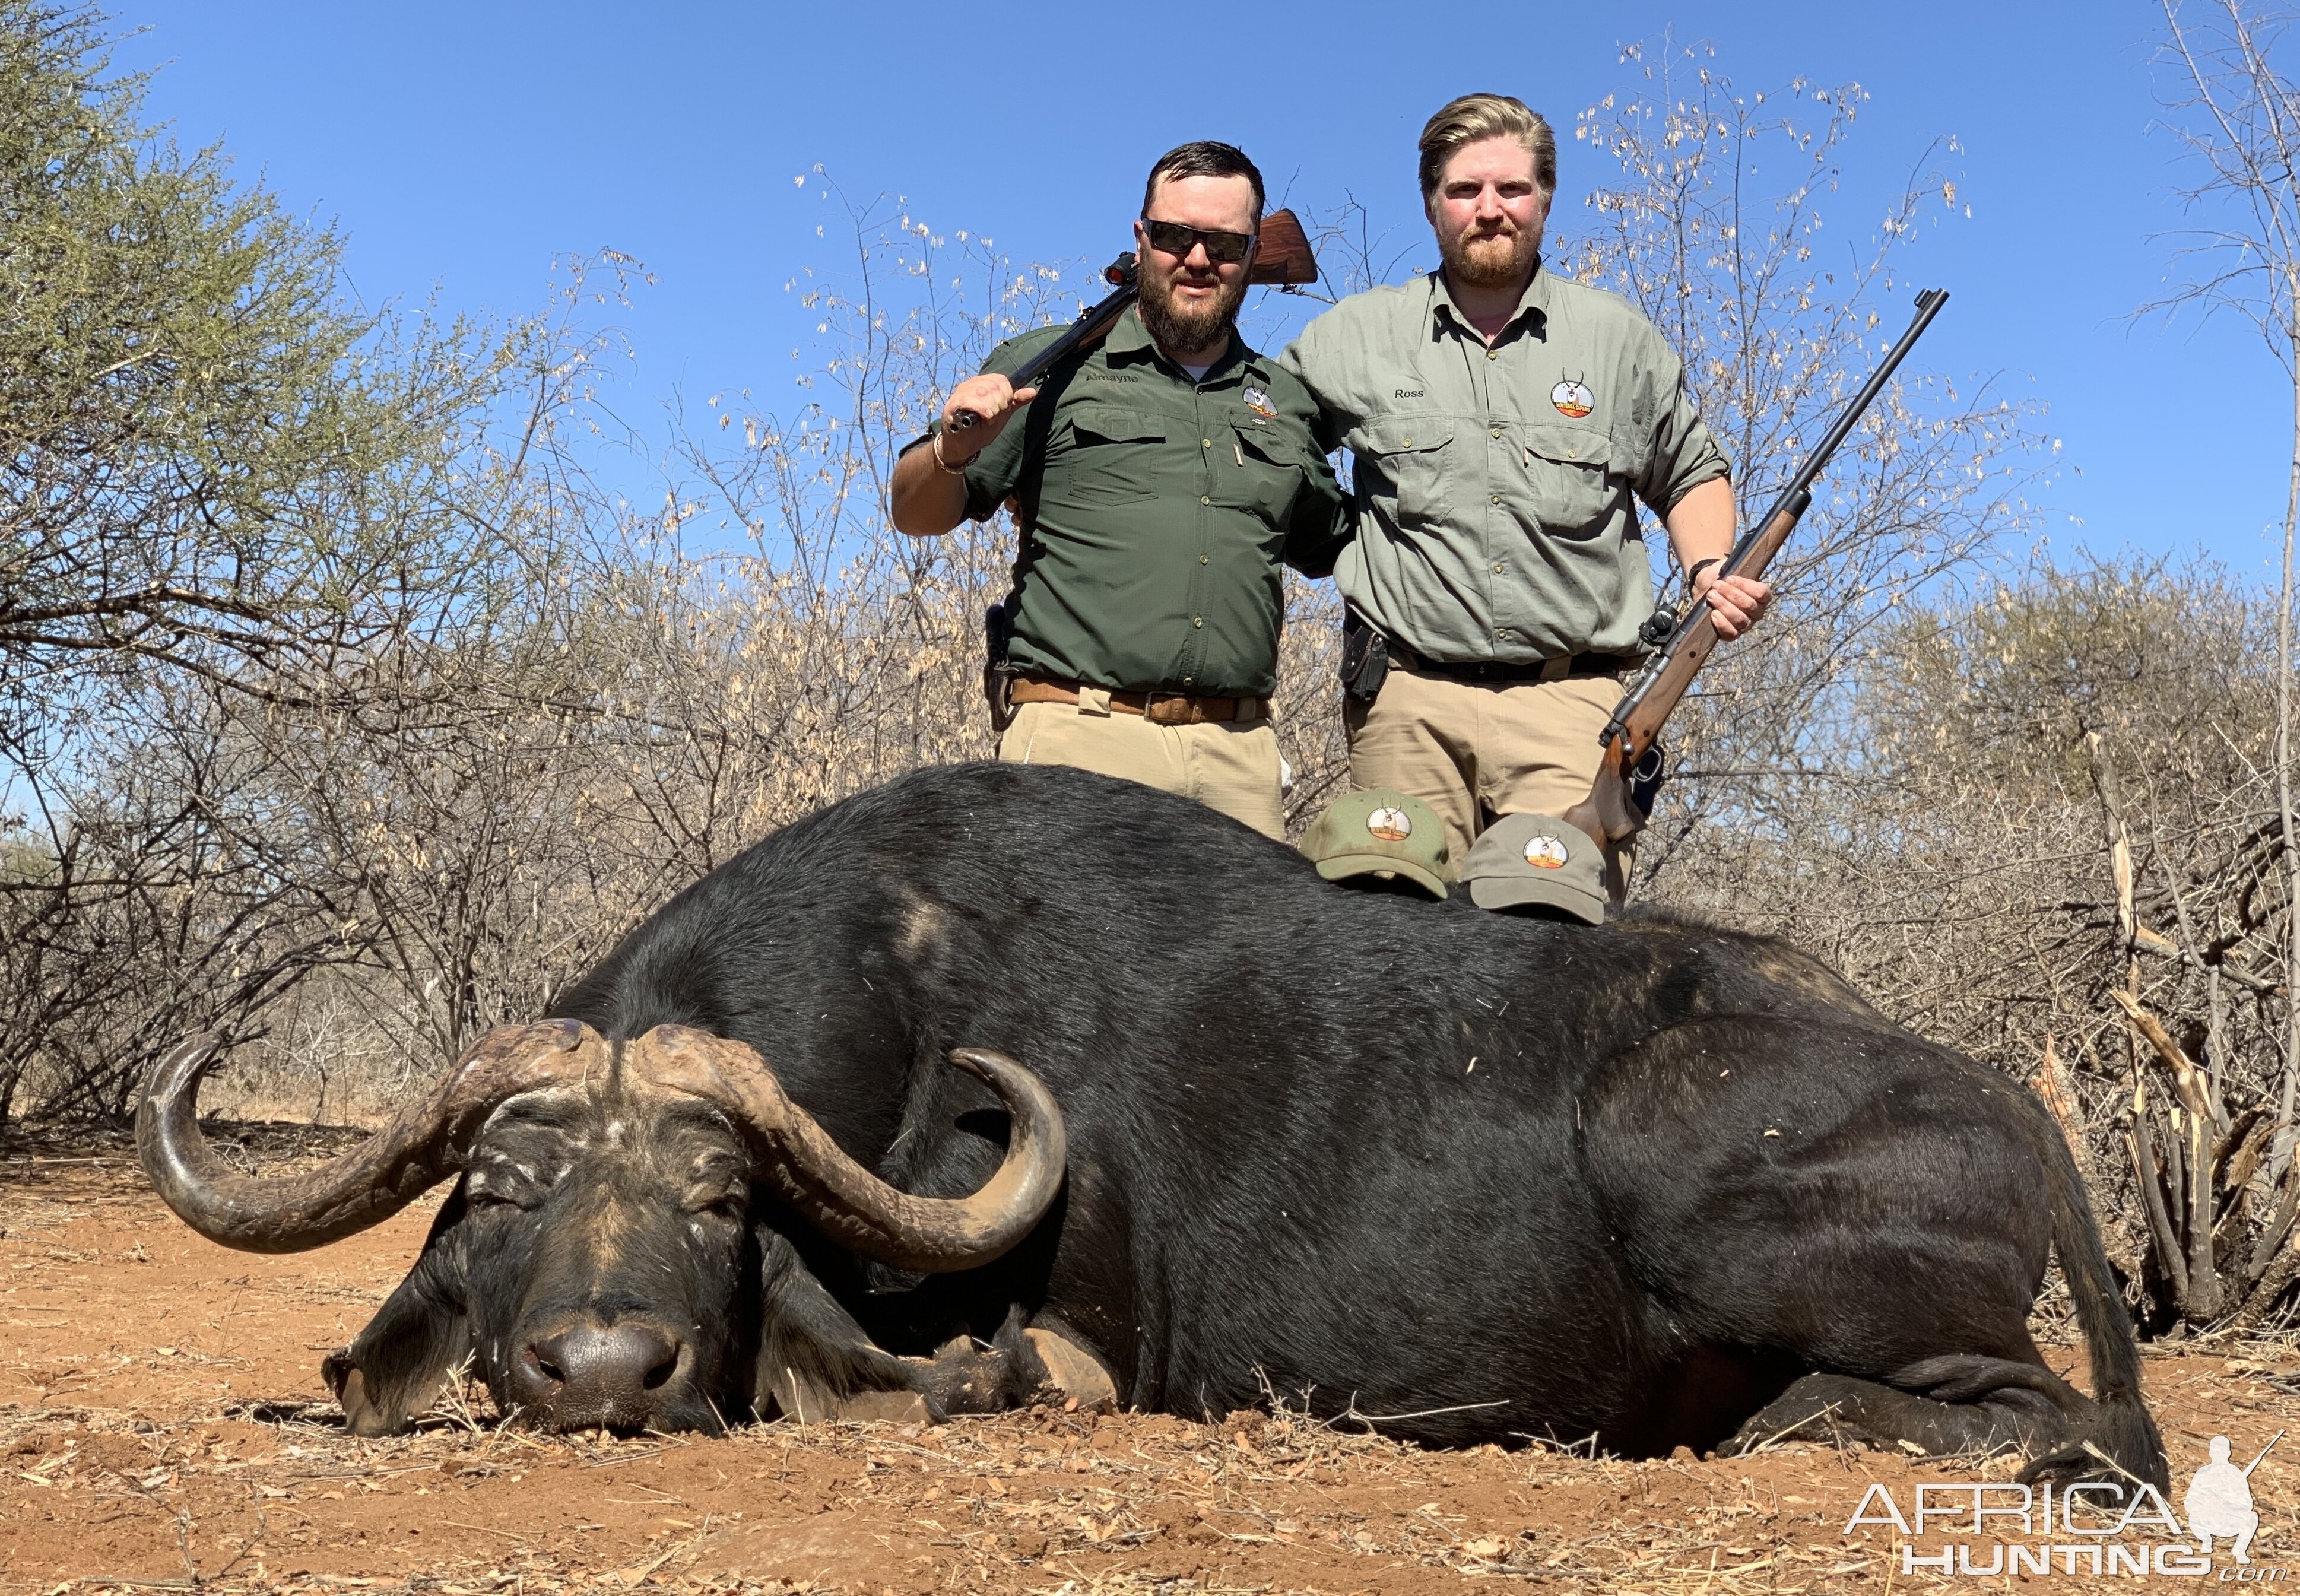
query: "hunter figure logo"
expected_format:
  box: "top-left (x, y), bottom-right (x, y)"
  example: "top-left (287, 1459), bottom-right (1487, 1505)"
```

top-left (1522, 834), bottom-right (1571, 870)
top-left (2188, 1432), bottom-right (2276, 1563)
top-left (1365, 807), bottom-right (1414, 843)
top-left (1550, 375), bottom-right (1595, 418)
top-left (1242, 385), bottom-right (1277, 419)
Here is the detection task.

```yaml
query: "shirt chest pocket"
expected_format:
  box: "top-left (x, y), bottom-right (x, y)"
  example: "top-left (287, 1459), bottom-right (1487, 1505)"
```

top-left (1356, 418), bottom-right (1454, 528)
top-left (1520, 426), bottom-right (1621, 541)
top-left (1211, 421), bottom-right (1306, 526)
top-left (1057, 404), bottom-right (1169, 503)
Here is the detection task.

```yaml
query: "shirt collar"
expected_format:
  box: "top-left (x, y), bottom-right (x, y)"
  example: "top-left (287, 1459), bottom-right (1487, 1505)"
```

top-left (1103, 305), bottom-right (1159, 360)
top-left (1428, 256), bottom-right (1550, 341)
top-left (1104, 304), bottom-right (1264, 384)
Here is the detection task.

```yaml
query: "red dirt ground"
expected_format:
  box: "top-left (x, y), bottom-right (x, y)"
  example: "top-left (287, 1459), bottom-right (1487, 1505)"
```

top-left (5, 1135), bottom-right (2299, 1594)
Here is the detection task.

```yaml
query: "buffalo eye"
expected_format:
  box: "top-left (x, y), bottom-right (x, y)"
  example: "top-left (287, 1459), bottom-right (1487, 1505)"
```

top-left (684, 1186), bottom-right (748, 1223)
top-left (463, 1170), bottom-right (540, 1212)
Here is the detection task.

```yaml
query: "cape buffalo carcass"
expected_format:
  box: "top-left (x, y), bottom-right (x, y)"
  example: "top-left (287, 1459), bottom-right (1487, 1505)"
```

top-left (138, 761), bottom-right (2165, 1488)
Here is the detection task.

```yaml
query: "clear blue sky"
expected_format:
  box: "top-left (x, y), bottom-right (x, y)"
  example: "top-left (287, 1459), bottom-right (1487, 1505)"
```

top-left (109, 1), bottom-right (2285, 583)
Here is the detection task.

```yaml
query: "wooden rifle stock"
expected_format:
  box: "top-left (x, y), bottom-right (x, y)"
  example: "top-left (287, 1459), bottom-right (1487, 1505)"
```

top-left (946, 210), bottom-right (1318, 431)
top-left (1562, 287), bottom-right (1950, 895)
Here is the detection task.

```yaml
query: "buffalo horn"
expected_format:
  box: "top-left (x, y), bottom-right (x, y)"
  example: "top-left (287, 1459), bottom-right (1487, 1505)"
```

top-left (639, 1027), bottom-right (1066, 1273)
top-left (136, 1019), bottom-right (608, 1253)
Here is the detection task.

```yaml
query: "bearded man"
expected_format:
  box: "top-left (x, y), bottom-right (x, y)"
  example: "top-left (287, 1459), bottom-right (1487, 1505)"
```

top-left (891, 141), bottom-right (1343, 840)
top-left (1280, 93), bottom-right (1772, 892)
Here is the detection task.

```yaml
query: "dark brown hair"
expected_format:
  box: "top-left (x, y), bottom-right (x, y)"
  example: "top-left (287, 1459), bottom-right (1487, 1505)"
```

top-left (1141, 141), bottom-right (1265, 225)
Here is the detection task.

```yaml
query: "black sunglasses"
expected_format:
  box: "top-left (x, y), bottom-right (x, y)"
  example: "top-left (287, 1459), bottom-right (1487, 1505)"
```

top-left (1141, 218), bottom-right (1256, 266)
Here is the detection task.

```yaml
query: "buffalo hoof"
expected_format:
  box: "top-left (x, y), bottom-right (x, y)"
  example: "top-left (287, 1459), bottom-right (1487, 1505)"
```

top-left (1024, 1327), bottom-right (1116, 1413)
top-left (909, 1315), bottom-right (1120, 1417)
top-left (918, 1335), bottom-right (1018, 1415)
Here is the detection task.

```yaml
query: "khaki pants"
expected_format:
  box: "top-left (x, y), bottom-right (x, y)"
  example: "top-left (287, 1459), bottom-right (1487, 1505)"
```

top-left (998, 696), bottom-right (1286, 839)
top-left (1345, 668), bottom-right (1625, 867)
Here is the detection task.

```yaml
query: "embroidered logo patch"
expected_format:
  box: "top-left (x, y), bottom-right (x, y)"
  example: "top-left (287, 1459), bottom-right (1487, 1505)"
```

top-left (1550, 376), bottom-right (1595, 418)
top-left (1242, 385), bottom-right (1278, 419)
top-left (1366, 807), bottom-right (1414, 843)
top-left (1522, 834), bottom-right (1571, 870)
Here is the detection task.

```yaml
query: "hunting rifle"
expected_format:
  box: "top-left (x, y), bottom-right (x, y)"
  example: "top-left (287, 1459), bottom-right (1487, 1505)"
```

top-left (946, 209), bottom-right (1318, 431)
top-left (1562, 287), bottom-right (1950, 899)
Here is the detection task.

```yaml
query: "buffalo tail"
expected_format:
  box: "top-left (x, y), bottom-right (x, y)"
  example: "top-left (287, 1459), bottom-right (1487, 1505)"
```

top-left (2026, 1104), bottom-right (2169, 1493)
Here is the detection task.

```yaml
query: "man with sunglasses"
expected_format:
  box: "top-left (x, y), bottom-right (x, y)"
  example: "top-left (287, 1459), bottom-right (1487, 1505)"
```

top-left (1279, 93), bottom-right (1771, 900)
top-left (891, 141), bottom-right (1343, 840)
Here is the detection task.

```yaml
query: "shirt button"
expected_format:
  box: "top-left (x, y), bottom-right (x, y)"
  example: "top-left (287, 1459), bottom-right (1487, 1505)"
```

top-left (1402, 437), bottom-right (1413, 447)
top-left (1193, 617), bottom-right (1204, 628)
top-left (1491, 427), bottom-right (1503, 439)
top-left (1490, 493), bottom-right (1503, 505)
top-left (1200, 554), bottom-right (1210, 564)
top-left (1493, 562), bottom-right (1505, 573)
top-left (1202, 438), bottom-right (1212, 448)
top-left (1486, 349), bottom-right (1499, 361)
top-left (1200, 494), bottom-right (1211, 505)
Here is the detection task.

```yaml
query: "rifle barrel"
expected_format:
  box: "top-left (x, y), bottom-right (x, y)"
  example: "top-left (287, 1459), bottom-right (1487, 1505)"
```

top-left (947, 255), bottom-right (1140, 430)
top-left (1722, 287), bottom-right (1949, 581)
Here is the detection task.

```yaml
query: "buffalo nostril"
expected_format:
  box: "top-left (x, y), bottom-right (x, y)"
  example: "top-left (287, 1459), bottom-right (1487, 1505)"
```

top-left (526, 1321), bottom-right (683, 1420)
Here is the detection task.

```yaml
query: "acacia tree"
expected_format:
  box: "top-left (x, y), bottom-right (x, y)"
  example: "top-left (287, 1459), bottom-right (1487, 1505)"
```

top-left (0, 2), bottom-right (533, 713)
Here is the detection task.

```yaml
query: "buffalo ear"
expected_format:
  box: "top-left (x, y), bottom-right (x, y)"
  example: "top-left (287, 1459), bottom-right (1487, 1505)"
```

top-left (322, 1207), bottom-right (473, 1436)
top-left (751, 1232), bottom-right (932, 1424)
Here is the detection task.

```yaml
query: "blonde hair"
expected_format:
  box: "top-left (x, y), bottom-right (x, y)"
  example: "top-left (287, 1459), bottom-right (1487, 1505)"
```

top-left (1417, 93), bottom-right (1556, 204)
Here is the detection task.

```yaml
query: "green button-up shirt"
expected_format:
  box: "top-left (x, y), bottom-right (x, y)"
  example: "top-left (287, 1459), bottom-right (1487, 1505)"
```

top-left (1279, 263), bottom-right (1730, 663)
top-left (914, 308), bottom-right (1346, 698)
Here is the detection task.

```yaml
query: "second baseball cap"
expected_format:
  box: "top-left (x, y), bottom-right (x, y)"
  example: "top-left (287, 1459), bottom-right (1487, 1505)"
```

top-left (1459, 812), bottom-right (1607, 925)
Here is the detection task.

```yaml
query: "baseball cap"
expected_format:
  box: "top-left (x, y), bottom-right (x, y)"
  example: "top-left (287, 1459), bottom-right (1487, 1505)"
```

top-left (1297, 789), bottom-right (1452, 900)
top-left (1460, 812), bottom-right (1607, 925)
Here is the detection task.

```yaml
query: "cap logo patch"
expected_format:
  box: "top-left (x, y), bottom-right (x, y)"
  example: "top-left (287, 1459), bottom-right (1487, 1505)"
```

top-left (1550, 376), bottom-right (1594, 419)
top-left (1242, 385), bottom-right (1278, 419)
top-left (1366, 807), bottom-right (1414, 843)
top-left (1522, 834), bottom-right (1570, 870)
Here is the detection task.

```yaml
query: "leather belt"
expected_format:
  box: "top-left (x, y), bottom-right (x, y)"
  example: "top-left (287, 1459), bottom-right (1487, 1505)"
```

top-left (1388, 641), bottom-right (1637, 684)
top-left (1010, 677), bottom-right (1270, 726)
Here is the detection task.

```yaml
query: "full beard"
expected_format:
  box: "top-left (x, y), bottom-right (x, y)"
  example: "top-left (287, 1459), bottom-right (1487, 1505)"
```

top-left (1137, 269), bottom-right (1246, 361)
top-left (1442, 223), bottom-right (1541, 292)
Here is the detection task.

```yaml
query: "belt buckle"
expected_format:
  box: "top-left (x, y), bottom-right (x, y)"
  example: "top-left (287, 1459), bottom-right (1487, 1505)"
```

top-left (1538, 655), bottom-right (1572, 684)
top-left (1143, 691), bottom-right (1186, 726)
